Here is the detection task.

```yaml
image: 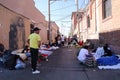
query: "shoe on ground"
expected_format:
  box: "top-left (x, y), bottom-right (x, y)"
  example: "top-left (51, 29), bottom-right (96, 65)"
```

top-left (46, 59), bottom-right (49, 61)
top-left (32, 70), bottom-right (40, 74)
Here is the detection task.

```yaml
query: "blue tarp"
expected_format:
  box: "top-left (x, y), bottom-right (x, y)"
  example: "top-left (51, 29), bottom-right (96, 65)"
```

top-left (97, 55), bottom-right (120, 66)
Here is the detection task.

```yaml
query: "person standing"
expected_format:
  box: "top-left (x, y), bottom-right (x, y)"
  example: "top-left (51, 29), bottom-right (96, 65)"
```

top-left (27, 27), bottom-right (41, 74)
top-left (61, 35), bottom-right (65, 46)
top-left (67, 36), bottom-right (71, 48)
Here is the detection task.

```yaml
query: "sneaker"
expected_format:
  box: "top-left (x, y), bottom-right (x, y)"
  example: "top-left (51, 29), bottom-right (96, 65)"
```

top-left (46, 59), bottom-right (49, 61)
top-left (32, 70), bottom-right (40, 74)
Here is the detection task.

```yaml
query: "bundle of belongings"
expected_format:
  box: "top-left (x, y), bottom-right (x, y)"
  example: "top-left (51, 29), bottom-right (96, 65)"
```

top-left (0, 44), bottom-right (27, 70)
top-left (2, 50), bottom-right (26, 70)
top-left (84, 55), bottom-right (97, 67)
top-left (38, 44), bottom-right (59, 62)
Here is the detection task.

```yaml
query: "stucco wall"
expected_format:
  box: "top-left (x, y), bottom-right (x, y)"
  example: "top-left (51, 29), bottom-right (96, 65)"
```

top-left (0, 0), bottom-right (45, 23)
top-left (0, 0), bottom-right (49, 46)
top-left (0, 4), bottom-right (30, 50)
top-left (97, 0), bottom-right (120, 53)
top-left (51, 22), bottom-right (59, 42)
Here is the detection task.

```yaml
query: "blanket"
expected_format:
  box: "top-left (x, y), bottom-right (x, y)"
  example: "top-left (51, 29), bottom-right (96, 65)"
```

top-left (97, 55), bottom-right (120, 66)
top-left (98, 63), bottom-right (120, 69)
top-left (97, 55), bottom-right (120, 69)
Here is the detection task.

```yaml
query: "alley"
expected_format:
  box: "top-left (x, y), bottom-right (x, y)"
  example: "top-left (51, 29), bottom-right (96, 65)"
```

top-left (0, 47), bottom-right (120, 80)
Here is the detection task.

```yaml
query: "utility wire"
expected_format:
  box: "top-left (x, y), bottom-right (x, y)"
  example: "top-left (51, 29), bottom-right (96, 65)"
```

top-left (53, 0), bottom-right (86, 22)
top-left (79, 0), bottom-right (86, 9)
top-left (51, 4), bottom-right (76, 12)
top-left (54, 14), bottom-right (71, 21)
top-left (42, 4), bottom-right (76, 13)
top-left (49, 0), bottom-right (87, 23)
top-left (50, 1), bottom-right (56, 5)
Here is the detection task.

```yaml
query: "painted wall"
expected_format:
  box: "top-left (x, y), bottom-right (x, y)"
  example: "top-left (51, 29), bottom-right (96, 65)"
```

top-left (0, 0), bottom-right (49, 46)
top-left (0, 4), bottom-right (30, 50)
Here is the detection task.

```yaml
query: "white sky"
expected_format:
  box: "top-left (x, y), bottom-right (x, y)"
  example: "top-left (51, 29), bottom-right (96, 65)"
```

top-left (34, 0), bottom-right (89, 37)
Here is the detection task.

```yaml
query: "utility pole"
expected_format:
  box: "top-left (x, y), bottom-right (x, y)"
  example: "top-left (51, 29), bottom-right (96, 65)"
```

top-left (48, 0), bottom-right (51, 45)
top-left (95, 0), bottom-right (97, 33)
top-left (48, 0), bottom-right (62, 44)
top-left (76, 0), bottom-right (80, 41)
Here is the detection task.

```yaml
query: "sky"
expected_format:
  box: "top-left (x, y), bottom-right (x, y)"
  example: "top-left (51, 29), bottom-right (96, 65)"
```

top-left (34, 0), bottom-right (89, 37)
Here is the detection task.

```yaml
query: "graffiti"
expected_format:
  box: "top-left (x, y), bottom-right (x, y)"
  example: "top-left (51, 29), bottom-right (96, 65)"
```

top-left (9, 17), bottom-right (25, 50)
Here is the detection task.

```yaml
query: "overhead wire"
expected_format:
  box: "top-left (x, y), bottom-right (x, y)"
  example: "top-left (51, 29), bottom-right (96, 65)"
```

top-left (42, 4), bottom-right (76, 13)
top-left (54, 0), bottom-right (86, 22)
top-left (58, 0), bottom-right (86, 36)
top-left (54, 14), bottom-right (71, 21)
top-left (50, 4), bottom-right (76, 12)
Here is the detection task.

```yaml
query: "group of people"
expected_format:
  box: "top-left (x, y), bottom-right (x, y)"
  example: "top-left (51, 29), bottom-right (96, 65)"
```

top-left (0, 27), bottom-right (41, 74)
top-left (24, 27), bottom-right (58, 74)
top-left (53, 34), bottom-right (84, 48)
top-left (1, 27), bottom-right (82, 74)
top-left (2, 26), bottom-right (119, 75)
top-left (77, 41), bottom-right (120, 67)
top-left (0, 27), bottom-right (59, 74)
top-left (54, 34), bottom-right (67, 47)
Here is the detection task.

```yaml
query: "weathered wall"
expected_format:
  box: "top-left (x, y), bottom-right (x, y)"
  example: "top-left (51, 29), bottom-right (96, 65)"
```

top-left (0, 4), bottom-right (30, 50)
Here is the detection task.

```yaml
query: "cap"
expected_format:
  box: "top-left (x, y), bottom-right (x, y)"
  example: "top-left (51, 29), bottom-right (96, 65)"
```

top-left (33, 27), bottom-right (41, 31)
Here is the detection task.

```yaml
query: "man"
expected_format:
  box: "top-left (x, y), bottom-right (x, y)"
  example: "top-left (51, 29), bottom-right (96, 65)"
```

top-left (61, 35), bottom-right (65, 46)
top-left (28, 27), bottom-right (41, 74)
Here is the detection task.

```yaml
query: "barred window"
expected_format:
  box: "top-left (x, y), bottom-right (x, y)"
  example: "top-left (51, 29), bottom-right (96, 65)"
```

top-left (87, 15), bottom-right (90, 28)
top-left (102, 0), bottom-right (112, 19)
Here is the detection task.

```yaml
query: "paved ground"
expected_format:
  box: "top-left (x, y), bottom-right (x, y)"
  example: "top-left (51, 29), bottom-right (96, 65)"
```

top-left (0, 47), bottom-right (120, 80)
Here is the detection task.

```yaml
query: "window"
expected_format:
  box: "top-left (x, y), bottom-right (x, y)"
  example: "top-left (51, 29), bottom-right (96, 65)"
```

top-left (87, 15), bottom-right (90, 28)
top-left (102, 0), bottom-right (112, 19)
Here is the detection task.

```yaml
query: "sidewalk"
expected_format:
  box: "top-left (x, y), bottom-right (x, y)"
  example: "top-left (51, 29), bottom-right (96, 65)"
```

top-left (0, 47), bottom-right (120, 80)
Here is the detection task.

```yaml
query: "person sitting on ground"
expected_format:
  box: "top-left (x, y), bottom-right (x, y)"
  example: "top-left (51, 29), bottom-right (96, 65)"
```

top-left (102, 43), bottom-right (113, 57)
top-left (50, 40), bottom-right (54, 46)
top-left (15, 55), bottom-right (26, 69)
top-left (0, 43), bottom-right (5, 57)
top-left (77, 44), bottom-right (91, 63)
top-left (93, 44), bottom-right (105, 60)
top-left (21, 45), bottom-right (31, 57)
top-left (3, 50), bottom-right (26, 70)
top-left (77, 43), bottom-right (97, 67)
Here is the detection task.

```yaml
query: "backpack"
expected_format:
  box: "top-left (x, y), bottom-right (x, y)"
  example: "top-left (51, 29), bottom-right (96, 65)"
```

top-left (84, 55), bottom-right (97, 68)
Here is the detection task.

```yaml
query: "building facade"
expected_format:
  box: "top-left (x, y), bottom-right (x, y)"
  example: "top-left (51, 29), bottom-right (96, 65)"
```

top-left (71, 0), bottom-right (120, 54)
top-left (0, 0), bottom-right (49, 50)
top-left (51, 22), bottom-right (59, 42)
top-left (97, 0), bottom-right (120, 54)
top-left (71, 12), bottom-right (84, 40)
top-left (0, 4), bottom-right (30, 50)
